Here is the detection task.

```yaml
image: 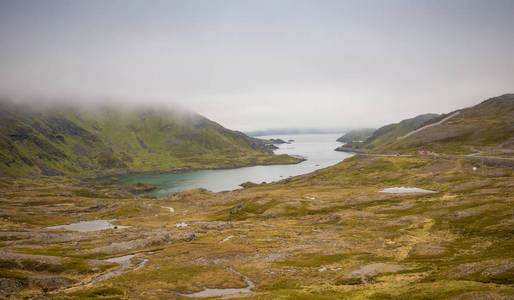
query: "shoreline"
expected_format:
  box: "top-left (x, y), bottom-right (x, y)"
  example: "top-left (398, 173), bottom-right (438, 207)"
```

top-left (334, 147), bottom-right (368, 154)
top-left (89, 156), bottom-right (307, 182)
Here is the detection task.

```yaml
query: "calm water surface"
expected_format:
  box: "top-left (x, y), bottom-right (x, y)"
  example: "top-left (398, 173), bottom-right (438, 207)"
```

top-left (116, 134), bottom-right (352, 197)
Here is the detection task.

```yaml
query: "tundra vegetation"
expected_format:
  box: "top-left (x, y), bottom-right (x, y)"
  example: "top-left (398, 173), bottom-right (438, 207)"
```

top-left (0, 101), bottom-right (301, 178)
top-left (0, 95), bottom-right (512, 299)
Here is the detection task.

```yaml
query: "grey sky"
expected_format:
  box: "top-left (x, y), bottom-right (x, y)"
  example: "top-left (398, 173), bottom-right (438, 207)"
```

top-left (1, 0), bottom-right (513, 131)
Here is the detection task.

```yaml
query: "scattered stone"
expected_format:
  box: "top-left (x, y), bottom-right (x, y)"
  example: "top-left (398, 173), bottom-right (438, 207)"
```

top-left (28, 275), bottom-right (72, 290)
top-left (185, 234), bottom-right (197, 242)
top-left (0, 278), bottom-right (24, 296)
top-left (200, 221), bottom-right (231, 230)
top-left (239, 181), bottom-right (258, 188)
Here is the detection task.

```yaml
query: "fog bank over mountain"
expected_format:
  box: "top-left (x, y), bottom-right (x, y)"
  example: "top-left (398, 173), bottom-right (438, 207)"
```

top-left (1, 0), bottom-right (513, 131)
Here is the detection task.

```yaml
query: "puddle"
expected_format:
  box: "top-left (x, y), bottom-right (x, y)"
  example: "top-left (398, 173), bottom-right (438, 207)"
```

top-left (176, 222), bottom-right (188, 227)
top-left (134, 258), bottom-right (148, 270)
top-left (380, 187), bottom-right (436, 194)
top-left (84, 254), bottom-right (147, 286)
top-left (174, 267), bottom-right (255, 298)
top-left (105, 254), bottom-right (136, 264)
top-left (47, 220), bottom-right (130, 232)
top-left (162, 206), bottom-right (175, 213)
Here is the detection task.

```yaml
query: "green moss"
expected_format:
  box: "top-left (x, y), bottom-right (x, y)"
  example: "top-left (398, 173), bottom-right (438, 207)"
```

top-left (334, 277), bottom-right (362, 285)
top-left (0, 102), bottom-right (301, 177)
top-left (277, 253), bottom-right (350, 267)
top-left (260, 278), bottom-right (301, 291)
top-left (70, 287), bottom-right (123, 299)
top-left (217, 198), bottom-right (278, 221)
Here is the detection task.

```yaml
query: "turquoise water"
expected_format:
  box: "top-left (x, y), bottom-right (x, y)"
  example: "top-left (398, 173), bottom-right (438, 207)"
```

top-left (116, 133), bottom-right (352, 197)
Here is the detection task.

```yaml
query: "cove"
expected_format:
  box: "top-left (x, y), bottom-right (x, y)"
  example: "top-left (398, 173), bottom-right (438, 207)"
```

top-left (116, 134), bottom-right (353, 197)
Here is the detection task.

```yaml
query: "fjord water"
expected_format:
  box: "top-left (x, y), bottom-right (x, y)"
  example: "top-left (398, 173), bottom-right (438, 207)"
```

top-left (117, 134), bottom-right (353, 197)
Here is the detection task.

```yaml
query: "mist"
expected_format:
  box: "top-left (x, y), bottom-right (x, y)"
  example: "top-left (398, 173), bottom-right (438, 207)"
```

top-left (1, 0), bottom-right (513, 132)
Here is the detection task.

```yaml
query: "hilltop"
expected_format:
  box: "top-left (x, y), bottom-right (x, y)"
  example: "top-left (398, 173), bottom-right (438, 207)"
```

top-left (0, 101), bottom-right (301, 177)
top-left (374, 94), bottom-right (514, 155)
top-left (336, 114), bottom-right (439, 152)
top-left (336, 128), bottom-right (375, 143)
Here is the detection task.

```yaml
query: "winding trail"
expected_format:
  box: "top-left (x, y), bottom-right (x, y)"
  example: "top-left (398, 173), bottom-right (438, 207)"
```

top-left (358, 153), bottom-right (514, 168)
top-left (397, 111), bottom-right (460, 140)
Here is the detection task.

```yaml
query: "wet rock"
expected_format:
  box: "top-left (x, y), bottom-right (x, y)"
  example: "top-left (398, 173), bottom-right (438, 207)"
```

top-left (125, 182), bottom-right (156, 193)
top-left (239, 181), bottom-right (258, 188)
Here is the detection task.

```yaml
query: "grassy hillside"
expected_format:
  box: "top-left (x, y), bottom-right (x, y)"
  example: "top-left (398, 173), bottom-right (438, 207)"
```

top-left (1, 153), bottom-right (512, 298)
top-left (0, 101), bottom-right (301, 177)
top-left (336, 114), bottom-right (439, 152)
top-left (375, 94), bottom-right (514, 155)
top-left (336, 128), bottom-right (375, 143)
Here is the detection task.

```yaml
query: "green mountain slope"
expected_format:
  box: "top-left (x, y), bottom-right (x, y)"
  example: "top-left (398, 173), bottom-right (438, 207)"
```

top-left (336, 128), bottom-right (375, 143)
top-left (336, 113), bottom-right (439, 152)
top-left (0, 101), bottom-right (301, 177)
top-left (375, 94), bottom-right (514, 155)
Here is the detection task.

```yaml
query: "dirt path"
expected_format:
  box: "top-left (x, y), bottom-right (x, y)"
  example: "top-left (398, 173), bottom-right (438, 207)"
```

top-left (360, 153), bottom-right (514, 168)
top-left (397, 111), bottom-right (460, 140)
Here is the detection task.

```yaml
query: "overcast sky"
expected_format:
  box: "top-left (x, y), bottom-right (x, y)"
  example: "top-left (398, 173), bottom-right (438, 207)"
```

top-left (0, 0), bottom-right (513, 132)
